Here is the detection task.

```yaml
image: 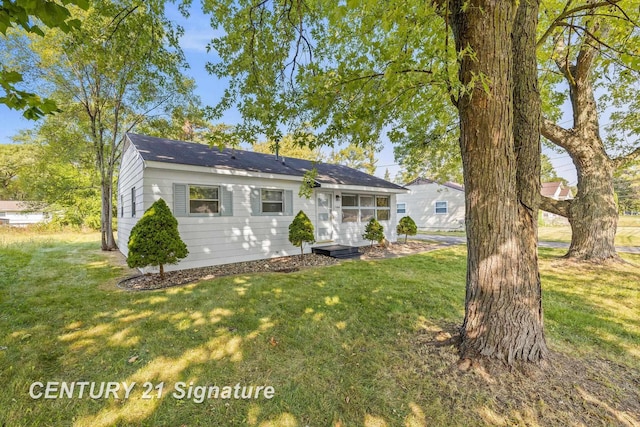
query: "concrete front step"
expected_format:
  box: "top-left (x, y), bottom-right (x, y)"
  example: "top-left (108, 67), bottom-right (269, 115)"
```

top-left (312, 244), bottom-right (361, 259)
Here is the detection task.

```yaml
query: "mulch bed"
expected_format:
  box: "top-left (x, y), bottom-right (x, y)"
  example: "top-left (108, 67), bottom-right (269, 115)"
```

top-left (117, 241), bottom-right (441, 291)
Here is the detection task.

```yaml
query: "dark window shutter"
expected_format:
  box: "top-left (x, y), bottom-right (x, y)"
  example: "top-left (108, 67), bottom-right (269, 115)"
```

top-left (174, 184), bottom-right (187, 216)
top-left (250, 188), bottom-right (261, 216)
top-left (220, 187), bottom-right (233, 216)
top-left (284, 190), bottom-right (293, 215)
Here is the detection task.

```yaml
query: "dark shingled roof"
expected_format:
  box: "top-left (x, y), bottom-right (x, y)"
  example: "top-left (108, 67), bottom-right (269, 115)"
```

top-left (126, 133), bottom-right (405, 191)
top-left (405, 177), bottom-right (464, 192)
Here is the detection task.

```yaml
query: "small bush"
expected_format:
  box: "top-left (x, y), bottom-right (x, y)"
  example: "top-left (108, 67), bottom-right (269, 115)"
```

top-left (127, 198), bottom-right (188, 278)
top-left (289, 210), bottom-right (315, 261)
top-left (363, 217), bottom-right (384, 247)
top-left (397, 216), bottom-right (418, 243)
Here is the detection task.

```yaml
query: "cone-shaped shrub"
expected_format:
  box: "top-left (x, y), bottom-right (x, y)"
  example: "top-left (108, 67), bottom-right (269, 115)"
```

top-left (127, 198), bottom-right (188, 279)
top-left (363, 217), bottom-right (384, 247)
top-left (396, 216), bottom-right (418, 243)
top-left (289, 210), bottom-right (315, 261)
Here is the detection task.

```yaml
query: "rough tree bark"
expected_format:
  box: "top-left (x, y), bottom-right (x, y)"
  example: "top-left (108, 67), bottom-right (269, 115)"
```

top-left (540, 36), bottom-right (621, 262)
top-left (100, 175), bottom-right (118, 251)
top-left (512, 0), bottom-right (548, 361)
top-left (451, 0), bottom-right (547, 364)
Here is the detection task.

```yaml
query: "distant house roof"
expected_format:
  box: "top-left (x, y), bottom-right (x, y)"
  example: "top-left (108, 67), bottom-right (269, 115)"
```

top-left (404, 177), bottom-right (464, 192)
top-left (542, 181), bottom-right (573, 200)
top-left (0, 201), bottom-right (45, 212)
top-left (126, 133), bottom-right (406, 191)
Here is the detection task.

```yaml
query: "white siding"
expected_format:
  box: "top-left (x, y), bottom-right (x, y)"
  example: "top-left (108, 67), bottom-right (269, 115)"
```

top-left (117, 141), bottom-right (145, 254)
top-left (396, 183), bottom-right (465, 231)
top-left (118, 158), bottom-right (401, 272)
top-left (137, 167), bottom-right (317, 271)
top-left (0, 212), bottom-right (47, 226)
top-left (331, 191), bottom-right (398, 245)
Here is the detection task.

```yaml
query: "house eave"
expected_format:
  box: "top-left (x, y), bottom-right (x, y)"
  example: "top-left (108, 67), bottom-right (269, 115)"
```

top-left (144, 160), bottom-right (304, 183)
top-left (317, 183), bottom-right (408, 193)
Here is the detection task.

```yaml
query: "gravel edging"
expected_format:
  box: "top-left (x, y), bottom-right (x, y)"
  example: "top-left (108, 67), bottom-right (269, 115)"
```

top-left (117, 253), bottom-right (341, 291)
top-left (117, 241), bottom-right (442, 291)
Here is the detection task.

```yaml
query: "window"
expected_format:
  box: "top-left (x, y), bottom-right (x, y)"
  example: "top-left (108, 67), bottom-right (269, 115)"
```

top-left (360, 195), bottom-right (374, 207)
top-left (376, 196), bottom-right (390, 220)
top-left (131, 187), bottom-right (136, 217)
top-left (173, 183), bottom-right (232, 217)
top-left (397, 203), bottom-right (406, 214)
top-left (262, 189), bottom-right (283, 213)
top-left (249, 188), bottom-right (292, 216)
top-left (435, 201), bottom-right (448, 214)
top-left (340, 194), bottom-right (391, 223)
top-left (189, 185), bottom-right (219, 214)
top-left (342, 194), bottom-right (358, 207)
top-left (120, 195), bottom-right (124, 218)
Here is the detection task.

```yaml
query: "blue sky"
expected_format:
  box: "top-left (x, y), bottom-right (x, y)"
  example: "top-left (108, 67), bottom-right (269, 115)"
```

top-left (0, 2), bottom-right (577, 184)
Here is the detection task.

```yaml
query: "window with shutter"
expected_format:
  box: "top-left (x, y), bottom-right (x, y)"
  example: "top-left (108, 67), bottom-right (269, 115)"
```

top-left (173, 184), bottom-right (188, 216)
top-left (251, 188), bottom-right (293, 215)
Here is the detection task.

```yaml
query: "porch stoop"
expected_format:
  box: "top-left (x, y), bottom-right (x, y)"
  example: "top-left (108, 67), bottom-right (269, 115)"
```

top-left (312, 245), bottom-right (361, 260)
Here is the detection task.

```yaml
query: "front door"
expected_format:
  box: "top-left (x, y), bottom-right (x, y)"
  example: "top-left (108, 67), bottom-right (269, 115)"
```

top-left (316, 191), bottom-right (334, 242)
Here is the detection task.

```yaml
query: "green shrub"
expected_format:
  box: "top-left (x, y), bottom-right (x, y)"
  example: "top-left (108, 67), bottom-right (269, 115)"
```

top-left (363, 217), bottom-right (384, 247)
top-left (396, 216), bottom-right (418, 243)
top-left (127, 198), bottom-right (188, 279)
top-left (289, 210), bottom-right (315, 261)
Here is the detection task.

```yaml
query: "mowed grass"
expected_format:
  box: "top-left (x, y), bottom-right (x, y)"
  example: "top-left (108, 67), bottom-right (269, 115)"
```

top-left (538, 215), bottom-right (640, 246)
top-left (1, 231), bottom-right (639, 426)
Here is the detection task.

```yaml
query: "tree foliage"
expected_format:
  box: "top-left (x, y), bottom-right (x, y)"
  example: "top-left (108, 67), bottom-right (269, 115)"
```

top-left (329, 142), bottom-right (378, 175)
top-left (540, 153), bottom-right (567, 184)
top-left (10, 114), bottom-right (102, 229)
top-left (288, 210), bottom-right (315, 260)
top-left (614, 162), bottom-right (640, 214)
top-left (362, 217), bottom-right (384, 247)
top-left (0, 143), bottom-right (34, 200)
top-left (396, 216), bottom-right (417, 243)
top-left (9, 0), bottom-right (196, 250)
top-left (136, 102), bottom-right (213, 144)
top-left (252, 134), bottom-right (324, 161)
top-left (198, 0), bottom-right (548, 364)
top-left (537, 0), bottom-right (640, 261)
top-left (0, 0), bottom-right (88, 119)
top-left (127, 198), bottom-right (188, 279)
top-left (200, 0), bottom-right (456, 150)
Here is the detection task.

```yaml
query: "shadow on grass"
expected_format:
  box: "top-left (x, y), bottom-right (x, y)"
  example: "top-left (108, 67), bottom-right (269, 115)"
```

top-left (2, 239), bottom-right (639, 426)
top-left (538, 249), bottom-right (640, 361)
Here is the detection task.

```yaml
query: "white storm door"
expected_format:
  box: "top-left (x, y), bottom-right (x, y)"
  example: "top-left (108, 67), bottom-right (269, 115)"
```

top-left (316, 192), bottom-right (334, 241)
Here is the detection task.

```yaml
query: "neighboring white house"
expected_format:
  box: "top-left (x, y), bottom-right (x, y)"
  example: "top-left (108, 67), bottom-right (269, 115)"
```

top-left (118, 133), bottom-right (407, 272)
top-left (541, 181), bottom-right (573, 225)
top-left (0, 201), bottom-right (48, 226)
top-left (395, 178), bottom-right (465, 231)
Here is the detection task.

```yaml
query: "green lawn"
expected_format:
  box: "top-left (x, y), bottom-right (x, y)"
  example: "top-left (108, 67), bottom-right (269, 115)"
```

top-left (1, 232), bottom-right (639, 426)
top-left (538, 215), bottom-right (640, 246)
top-left (422, 215), bottom-right (640, 247)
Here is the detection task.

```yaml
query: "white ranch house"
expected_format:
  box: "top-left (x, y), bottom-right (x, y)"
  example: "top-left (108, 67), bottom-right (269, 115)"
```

top-left (0, 201), bottom-right (48, 227)
top-left (395, 178), bottom-right (465, 231)
top-left (118, 133), bottom-right (407, 272)
top-left (540, 181), bottom-right (573, 225)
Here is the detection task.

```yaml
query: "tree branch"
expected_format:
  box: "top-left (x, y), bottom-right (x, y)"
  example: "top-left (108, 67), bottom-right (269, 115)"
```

top-left (536, 0), bottom-right (623, 48)
top-left (540, 196), bottom-right (571, 218)
top-left (541, 117), bottom-right (574, 147)
top-left (613, 144), bottom-right (640, 168)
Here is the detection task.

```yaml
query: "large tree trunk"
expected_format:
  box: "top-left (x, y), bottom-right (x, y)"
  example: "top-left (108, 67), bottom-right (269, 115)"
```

top-left (567, 153), bottom-right (618, 260)
top-left (512, 0), bottom-right (548, 361)
top-left (539, 15), bottom-right (620, 263)
top-left (540, 111), bottom-right (620, 262)
top-left (451, 0), bottom-right (547, 364)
